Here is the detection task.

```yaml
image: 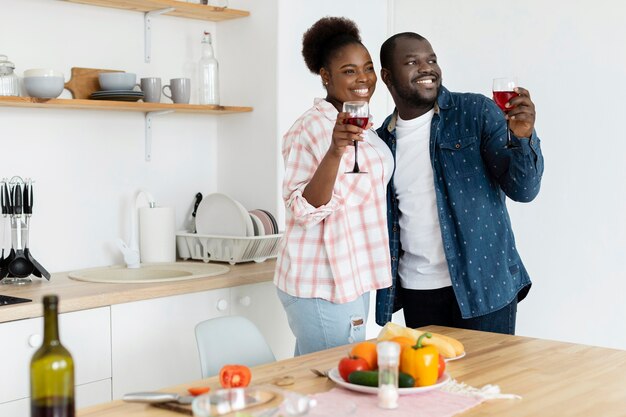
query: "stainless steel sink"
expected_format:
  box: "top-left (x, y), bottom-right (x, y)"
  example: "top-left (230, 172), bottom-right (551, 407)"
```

top-left (68, 262), bottom-right (229, 284)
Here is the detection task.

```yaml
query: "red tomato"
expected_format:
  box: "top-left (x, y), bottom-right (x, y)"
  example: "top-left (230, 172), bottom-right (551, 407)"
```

top-left (187, 386), bottom-right (211, 396)
top-left (219, 364), bottom-right (252, 388)
top-left (338, 356), bottom-right (370, 381)
top-left (438, 354), bottom-right (446, 379)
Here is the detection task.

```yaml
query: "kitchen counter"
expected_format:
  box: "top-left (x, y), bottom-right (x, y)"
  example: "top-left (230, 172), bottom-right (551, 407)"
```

top-left (0, 260), bottom-right (276, 323)
top-left (78, 325), bottom-right (626, 417)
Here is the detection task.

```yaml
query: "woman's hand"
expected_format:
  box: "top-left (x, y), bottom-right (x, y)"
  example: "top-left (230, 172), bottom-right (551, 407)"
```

top-left (329, 112), bottom-right (367, 158)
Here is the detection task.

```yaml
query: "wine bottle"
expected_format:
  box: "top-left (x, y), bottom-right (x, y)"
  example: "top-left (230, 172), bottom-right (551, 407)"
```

top-left (30, 295), bottom-right (75, 417)
top-left (198, 31), bottom-right (220, 105)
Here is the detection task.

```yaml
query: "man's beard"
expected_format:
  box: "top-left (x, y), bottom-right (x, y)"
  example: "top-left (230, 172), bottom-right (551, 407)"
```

top-left (391, 74), bottom-right (440, 108)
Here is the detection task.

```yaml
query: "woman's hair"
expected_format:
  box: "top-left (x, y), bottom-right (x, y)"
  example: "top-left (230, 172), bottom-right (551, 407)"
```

top-left (302, 17), bottom-right (362, 74)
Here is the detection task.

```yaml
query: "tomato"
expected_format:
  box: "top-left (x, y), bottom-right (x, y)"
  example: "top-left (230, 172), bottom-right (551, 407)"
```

top-left (338, 356), bottom-right (370, 381)
top-left (438, 354), bottom-right (446, 379)
top-left (350, 341), bottom-right (378, 369)
top-left (187, 386), bottom-right (211, 396)
top-left (219, 364), bottom-right (252, 388)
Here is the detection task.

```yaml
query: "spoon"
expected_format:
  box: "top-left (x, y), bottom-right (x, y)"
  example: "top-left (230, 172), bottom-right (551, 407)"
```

top-left (7, 182), bottom-right (34, 278)
top-left (22, 181), bottom-right (50, 280)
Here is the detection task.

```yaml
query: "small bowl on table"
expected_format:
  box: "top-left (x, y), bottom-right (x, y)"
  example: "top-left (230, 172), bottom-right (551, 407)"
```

top-left (98, 72), bottom-right (136, 91)
top-left (23, 68), bottom-right (65, 99)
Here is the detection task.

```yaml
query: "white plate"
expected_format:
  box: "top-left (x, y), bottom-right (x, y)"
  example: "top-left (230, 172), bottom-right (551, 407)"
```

top-left (248, 212), bottom-right (265, 236)
top-left (327, 367), bottom-right (450, 395)
top-left (195, 193), bottom-right (254, 237)
top-left (444, 351), bottom-right (466, 362)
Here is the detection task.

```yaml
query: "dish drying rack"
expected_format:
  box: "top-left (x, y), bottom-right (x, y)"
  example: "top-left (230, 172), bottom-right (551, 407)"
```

top-left (176, 232), bottom-right (283, 265)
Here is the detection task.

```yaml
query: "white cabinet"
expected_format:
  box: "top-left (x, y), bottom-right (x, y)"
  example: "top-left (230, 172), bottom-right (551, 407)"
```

top-left (110, 288), bottom-right (230, 399)
top-left (110, 281), bottom-right (294, 399)
top-left (0, 306), bottom-right (112, 416)
top-left (230, 281), bottom-right (295, 361)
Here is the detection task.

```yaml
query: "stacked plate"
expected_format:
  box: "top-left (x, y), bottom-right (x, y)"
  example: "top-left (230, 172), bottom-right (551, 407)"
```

top-left (89, 90), bottom-right (144, 102)
top-left (195, 193), bottom-right (278, 237)
top-left (248, 209), bottom-right (278, 236)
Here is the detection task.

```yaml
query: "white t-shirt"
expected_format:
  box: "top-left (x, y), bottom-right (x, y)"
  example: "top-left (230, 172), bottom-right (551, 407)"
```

top-left (365, 128), bottom-right (394, 187)
top-left (394, 109), bottom-right (452, 290)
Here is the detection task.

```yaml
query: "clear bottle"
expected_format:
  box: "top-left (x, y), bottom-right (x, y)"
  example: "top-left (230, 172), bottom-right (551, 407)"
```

top-left (198, 31), bottom-right (220, 105)
top-left (30, 295), bottom-right (75, 417)
top-left (377, 341), bottom-right (400, 409)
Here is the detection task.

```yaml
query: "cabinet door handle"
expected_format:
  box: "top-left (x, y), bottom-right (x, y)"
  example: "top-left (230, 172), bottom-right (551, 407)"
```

top-left (216, 298), bottom-right (229, 311)
top-left (28, 334), bottom-right (43, 348)
top-left (238, 296), bottom-right (251, 307)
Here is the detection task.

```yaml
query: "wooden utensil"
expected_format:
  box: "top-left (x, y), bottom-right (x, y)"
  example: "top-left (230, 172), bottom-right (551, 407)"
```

top-left (64, 67), bottom-right (123, 99)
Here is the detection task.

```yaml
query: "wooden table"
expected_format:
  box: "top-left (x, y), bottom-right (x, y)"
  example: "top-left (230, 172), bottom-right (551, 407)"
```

top-left (78, 326), bottom-right (626, 417)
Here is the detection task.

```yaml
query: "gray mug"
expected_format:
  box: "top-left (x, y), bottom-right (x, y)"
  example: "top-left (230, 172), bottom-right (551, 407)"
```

top-left (140, 77), bottom-right (162, 103)
top-left (162, 78), bottom-right (190, 104)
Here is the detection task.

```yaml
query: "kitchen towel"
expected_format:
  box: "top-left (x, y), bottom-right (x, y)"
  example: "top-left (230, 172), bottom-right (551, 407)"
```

top-left (290, 380), bottom-right (522, 417)
top-left (301, 387), bottom-right (483, 417)
top-left (139, 206), bottom-right (176, 263)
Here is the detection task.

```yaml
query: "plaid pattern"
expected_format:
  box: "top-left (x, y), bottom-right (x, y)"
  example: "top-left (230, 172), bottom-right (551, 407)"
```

top-left (274, 98), bottom-right (392, 303)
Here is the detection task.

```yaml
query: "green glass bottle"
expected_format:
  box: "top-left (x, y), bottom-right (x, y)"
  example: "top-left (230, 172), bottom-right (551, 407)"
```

top-left (30, 295), bottom-right (75, 417)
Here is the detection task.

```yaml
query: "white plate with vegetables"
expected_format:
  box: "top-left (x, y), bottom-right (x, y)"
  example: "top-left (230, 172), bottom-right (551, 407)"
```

top-left (327, 368), bottom-right (451, 395)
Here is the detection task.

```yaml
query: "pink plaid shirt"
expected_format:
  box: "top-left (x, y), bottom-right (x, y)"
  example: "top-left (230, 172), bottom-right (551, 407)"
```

top-left (274, 98), bottom-right (392, 303)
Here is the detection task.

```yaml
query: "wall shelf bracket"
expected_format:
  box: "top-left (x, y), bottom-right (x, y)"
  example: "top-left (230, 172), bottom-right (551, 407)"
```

top-left (144, 7), bottom-right (175, 63)
top-left (145, 110), bottom-right (174, 161)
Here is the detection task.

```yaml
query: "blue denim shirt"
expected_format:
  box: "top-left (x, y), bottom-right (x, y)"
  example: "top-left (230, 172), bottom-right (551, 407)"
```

top-left (375, 86), bottom-right (544, 325)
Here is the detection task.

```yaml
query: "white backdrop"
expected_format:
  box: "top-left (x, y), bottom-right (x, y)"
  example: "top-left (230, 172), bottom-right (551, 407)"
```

top-left (391, 0), bottom-right (626, 349)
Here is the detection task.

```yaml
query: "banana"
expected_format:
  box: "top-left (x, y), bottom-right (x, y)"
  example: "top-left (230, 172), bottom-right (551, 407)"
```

top-left (377, 322), bottom-right (464, 358)
top-left (433, 332), bottom-right (465, 357)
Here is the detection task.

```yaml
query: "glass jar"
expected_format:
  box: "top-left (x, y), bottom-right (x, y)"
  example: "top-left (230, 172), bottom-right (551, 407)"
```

top-left (0, 55), bottom-right (20, 96)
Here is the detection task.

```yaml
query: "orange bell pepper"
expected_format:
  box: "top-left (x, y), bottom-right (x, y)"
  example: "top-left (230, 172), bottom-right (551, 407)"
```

top-left (400, 333), bottom-right (439, 387)
top-left (219, 364), bottom-right (252, 388)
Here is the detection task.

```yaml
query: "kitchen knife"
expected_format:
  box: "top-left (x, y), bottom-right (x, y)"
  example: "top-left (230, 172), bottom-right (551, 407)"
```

top-left (122, 392), bottom-right (194, 405)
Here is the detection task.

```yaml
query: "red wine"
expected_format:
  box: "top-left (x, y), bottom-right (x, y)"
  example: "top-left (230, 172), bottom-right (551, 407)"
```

top-left (345, 116), bottom-right (369, 128)
top-left (31, 398), bottom-right (75, 417)
top-left (492, 91), bottom-right (517, 112)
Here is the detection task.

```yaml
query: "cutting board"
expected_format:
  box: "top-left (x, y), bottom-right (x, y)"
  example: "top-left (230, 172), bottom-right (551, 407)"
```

top-left (64, 67), bottom-right (123, 99)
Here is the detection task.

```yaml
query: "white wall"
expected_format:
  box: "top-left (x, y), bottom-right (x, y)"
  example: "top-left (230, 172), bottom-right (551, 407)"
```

top-left (391, 0), bottom-right (626, 350)
top-left (0, 0), bottom-right (278, 273)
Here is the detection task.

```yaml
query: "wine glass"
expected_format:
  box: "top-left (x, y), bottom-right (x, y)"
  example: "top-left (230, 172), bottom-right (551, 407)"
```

top-left (492, 77), bottom-right (518, 148)
top-left (342, 101), bottom-right (369, 174)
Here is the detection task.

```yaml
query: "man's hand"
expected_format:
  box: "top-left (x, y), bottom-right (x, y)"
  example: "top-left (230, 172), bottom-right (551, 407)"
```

top-left (506, 87), bottom-right (535, 138)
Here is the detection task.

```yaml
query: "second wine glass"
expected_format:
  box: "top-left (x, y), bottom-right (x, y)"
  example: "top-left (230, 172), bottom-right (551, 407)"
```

top-left (492, 77), bottom-right (518, 148)
top-left (342, 101), bottom-right (369, 174)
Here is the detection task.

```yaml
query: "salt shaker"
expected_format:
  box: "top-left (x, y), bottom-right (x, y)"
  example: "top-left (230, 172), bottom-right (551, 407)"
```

top-left (377, 341), bottom-right (400, 409)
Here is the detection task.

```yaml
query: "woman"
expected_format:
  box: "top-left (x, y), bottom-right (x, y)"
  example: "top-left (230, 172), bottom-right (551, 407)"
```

top-left (274, 17), bottom-right (394, 355)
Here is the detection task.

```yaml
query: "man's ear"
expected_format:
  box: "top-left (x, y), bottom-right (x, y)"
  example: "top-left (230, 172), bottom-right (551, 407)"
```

top-left (380, 68), bottom-right (392, 90)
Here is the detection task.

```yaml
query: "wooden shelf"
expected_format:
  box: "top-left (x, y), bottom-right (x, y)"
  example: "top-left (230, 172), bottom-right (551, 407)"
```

top-left (62, 0), bottom-right (250, 21)
top-left (0, 96), bottom-right (252, 114)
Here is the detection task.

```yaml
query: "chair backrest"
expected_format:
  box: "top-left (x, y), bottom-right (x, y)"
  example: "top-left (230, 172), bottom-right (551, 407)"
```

top-left (194, 315), bottom-right (276, 378)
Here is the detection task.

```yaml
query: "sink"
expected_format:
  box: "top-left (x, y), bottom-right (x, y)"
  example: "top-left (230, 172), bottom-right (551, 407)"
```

top-left (68, 262), bottom-right (230, 284)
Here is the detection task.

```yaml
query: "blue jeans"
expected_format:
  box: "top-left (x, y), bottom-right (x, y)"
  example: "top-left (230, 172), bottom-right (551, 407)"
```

top-left (401, 286), bottom-right (517, 335)
top-left (276, 289), bottom-right (370, 356)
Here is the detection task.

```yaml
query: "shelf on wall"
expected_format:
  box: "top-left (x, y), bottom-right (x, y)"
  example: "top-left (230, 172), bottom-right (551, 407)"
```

top-left (61, 0), bottom-right (250, 21)
top-left (0, 96), bottom-right (252, 114)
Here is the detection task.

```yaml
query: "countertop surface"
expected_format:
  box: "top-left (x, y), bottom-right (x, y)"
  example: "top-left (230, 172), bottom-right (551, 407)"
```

top-left (78, 325), bottom-right (626, 417)
top-left (0, 260), bottom-right (276, 324)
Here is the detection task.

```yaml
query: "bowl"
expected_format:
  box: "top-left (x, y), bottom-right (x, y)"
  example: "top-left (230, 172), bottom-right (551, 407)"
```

top-left (23, 69), bottom-right (65, 98)
top-left (98, 72), bottom-right (136, 91)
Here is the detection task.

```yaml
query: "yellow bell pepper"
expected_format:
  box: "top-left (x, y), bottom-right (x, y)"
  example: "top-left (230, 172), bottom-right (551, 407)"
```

top-left (400, 332), bottom-right (439, 387)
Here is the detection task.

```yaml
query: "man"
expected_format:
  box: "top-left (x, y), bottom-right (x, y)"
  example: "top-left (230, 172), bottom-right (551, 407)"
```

top-left (375, 32), bottom-right (544, 334)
